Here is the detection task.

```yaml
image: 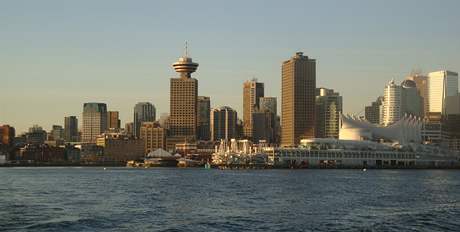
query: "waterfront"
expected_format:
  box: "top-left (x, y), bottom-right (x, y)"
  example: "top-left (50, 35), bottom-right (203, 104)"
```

top-left (1, 168), bottom-right (460, 231)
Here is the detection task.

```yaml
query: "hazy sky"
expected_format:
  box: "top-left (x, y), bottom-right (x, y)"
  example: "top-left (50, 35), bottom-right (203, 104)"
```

top-left (1, 0), bottom-right (460, 133)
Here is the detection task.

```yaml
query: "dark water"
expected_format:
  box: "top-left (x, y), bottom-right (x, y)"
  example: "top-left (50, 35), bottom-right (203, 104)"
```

top-left (1, 168), bottom-right (460, 232)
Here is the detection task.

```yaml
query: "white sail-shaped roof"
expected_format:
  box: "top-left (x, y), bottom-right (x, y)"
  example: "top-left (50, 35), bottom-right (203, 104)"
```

top-left (339, 114), bottom-right (422, 144)
top-left (147, 148), bottom-right (172, 158)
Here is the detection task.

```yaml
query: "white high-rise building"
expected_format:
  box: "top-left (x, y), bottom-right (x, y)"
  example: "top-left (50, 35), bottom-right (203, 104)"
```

top-left (382, 79), bottom-right (424, 126)
top-left (428, 71), bottom-right (459, 114)
top-left (383, 80), bottom-right (402, 126)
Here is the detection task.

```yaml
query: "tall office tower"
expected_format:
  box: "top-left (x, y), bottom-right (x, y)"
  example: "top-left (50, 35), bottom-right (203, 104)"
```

top-left (107, 111), bottom-right (121, 129)
top-left (0, 125), bottom-right (15, 146)
top-left (50, 125), bottom-right (64, 141)
top-left (243, 79), bottom-right (264, 139)
top-left (407, 74), bottom-right (429, 117)
top-left (133, 102), bottom-right (156, 138)
top-left (197, 96), bottom-right (211, 141)
top-left (281, 52), bottom-right (316, 146)
top-left (140, 122), bottom-right (166, 154)
top-left (401, 79), bottom-right (423, 117)
top-left (169, 50), bottom-right (198, 142)
top-left (259, 97), bottom-right (277, 115)
top-left (210, 106), bottom-right (238, 141)
top-left (383, 80), bottom-right (402, 126)
top-left (315, 88), bottom-right (342, 138)
top-left (365, 97), bottom-right (383, 124)
top-left (428, 71), bottom-right (459, 115)
top-left (64, 116), bottom-right (79, 142)
top-left (82, 103), bottom-right (107, 143)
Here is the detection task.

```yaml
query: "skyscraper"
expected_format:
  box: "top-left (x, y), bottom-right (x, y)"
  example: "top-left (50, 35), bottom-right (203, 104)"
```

top-left (428, 70), bottom-right (459, 115)
top-left (169, 50), bottom-right (198, 142)
top-left (281, 52), bottom-right (316, 146)
top-left (382, 80), bottom-right (402, 126)
top-left (401, 79), bottom-right (423, 117)
top-left (133, 102), bottom-right (156, 138)
top-left (315, 88), bottom-right (342, 138)
top-left (243, 79), bottom-right (264, 139)
top-left (82, 103), bottom-right (107, 143)
top-left (107, 111), bottom-right (121, 129)
top-left (407, 74), bottom-right (429, 117)
top-left (365, 97), bottom-right (383, 124)
top-left (64, 116), bottom-right (78, 142)
top-left (197, 96), bottom-right (211, 141)
top-left (210, 106), bottom-right (238, 141)
top-left (382, 79), bottom-right (423, 126)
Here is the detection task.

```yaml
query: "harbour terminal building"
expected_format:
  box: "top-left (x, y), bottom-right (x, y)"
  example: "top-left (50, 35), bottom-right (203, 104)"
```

top-left (272, 115), bottom-right (459, 168)
top-left (213, 115), bottom-right (460, 168)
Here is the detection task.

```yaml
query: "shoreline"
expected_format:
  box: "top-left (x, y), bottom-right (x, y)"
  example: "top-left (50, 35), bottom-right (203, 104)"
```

top-left (1, 163), bottom-right (459, 170)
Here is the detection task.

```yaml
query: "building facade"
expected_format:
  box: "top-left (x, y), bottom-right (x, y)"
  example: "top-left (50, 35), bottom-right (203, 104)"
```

top-left (197, 96), bottom-right (211, 141)
top-left (252, 110), bottom-right (275, 143)
top-left (140, 122), bottom-right (166, 154)
top-left (315, 88), bottom-right (342, 138)
top-left (281, 52), bottom-right (316, 146)
top-left (50, 125), bottom-right (64, 141)
top-left (64, 116), bottom-right (79, 142)
top-left (169, 54), bottom-right (199, 142)
top-left (401, 79), bottom-right (423, 118)
top-left (96, 133), bottom-right (144, 162)
top-left (82, 103), bottom-right (107, 143)
top-left (107, 111), bottom-right (121, 129)
top-left (428, 70), bottom-right (459, 115)
top-left (407, 74), bottom-right (429, 117)
top-left (243, 79), bottom-right (264, 139)
top-left (383, 80), bottom-right (402, 126)
top-left (0, 125), bottom-right (15, 146)
top-left (365, 96), bottom-right (383, 124)
top-left (210, 106), bottom-right (238, 141)
top-left (26, 125), bottom-right (47, 145)
top-left (124, 122), bottom-right (134, 137)
top-left (133, 102), bottom-right (156, 138)
top-left (259, 97), bottom-right (277, 115)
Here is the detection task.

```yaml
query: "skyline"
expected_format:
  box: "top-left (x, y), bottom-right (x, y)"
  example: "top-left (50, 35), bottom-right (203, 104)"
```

top-left (2, 0), bottom-right (460, 133)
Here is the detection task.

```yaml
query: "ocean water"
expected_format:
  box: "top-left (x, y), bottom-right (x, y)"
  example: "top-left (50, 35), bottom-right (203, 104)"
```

top-left (1, 168), bottom-right (459, 231)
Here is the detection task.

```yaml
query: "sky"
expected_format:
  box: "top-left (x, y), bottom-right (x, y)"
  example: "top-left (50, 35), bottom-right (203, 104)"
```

top-left (1, 0), bottom-right (460, 133)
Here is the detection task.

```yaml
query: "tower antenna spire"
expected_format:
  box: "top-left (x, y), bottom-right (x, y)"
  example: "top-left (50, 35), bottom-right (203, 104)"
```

top-left (185, 41), bottom-right (188, 57)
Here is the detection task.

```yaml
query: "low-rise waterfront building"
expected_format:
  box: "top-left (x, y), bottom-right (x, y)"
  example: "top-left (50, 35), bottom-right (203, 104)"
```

top-left (140, 122), bottom-right (166, 154)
